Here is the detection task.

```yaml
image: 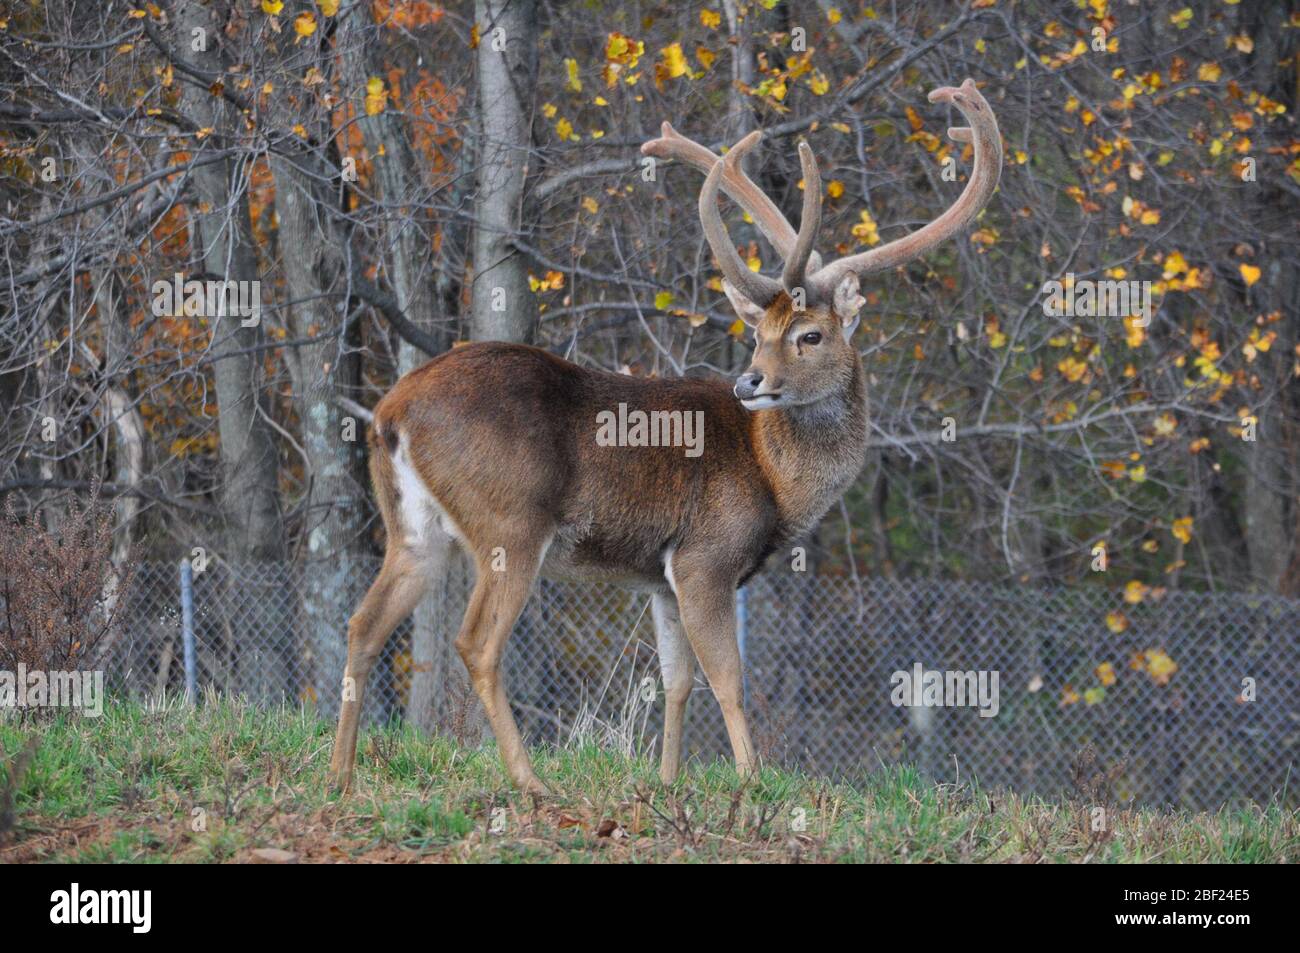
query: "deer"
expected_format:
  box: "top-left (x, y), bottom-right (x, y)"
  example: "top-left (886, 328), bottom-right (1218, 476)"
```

top-left (329, 79), bottom-right (1000, 794)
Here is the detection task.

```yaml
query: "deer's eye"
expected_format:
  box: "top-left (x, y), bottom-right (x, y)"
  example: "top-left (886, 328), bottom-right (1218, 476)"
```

top-left (800, 331), bottom-right (823, 346)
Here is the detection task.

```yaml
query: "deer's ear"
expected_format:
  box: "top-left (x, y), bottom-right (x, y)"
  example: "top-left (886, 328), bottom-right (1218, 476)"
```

top-left (722, 278), bottom-right (767, 327)
top-left (832, 274), bottom-right (865, 339)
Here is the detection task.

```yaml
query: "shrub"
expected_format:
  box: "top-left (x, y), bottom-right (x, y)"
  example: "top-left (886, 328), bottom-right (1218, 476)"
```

top-left (0, 488), bottom-right (134, 673)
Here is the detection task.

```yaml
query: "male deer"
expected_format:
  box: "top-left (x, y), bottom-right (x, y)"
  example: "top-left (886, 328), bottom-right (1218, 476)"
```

top-left (330, 79), bottom-right (1000, 794)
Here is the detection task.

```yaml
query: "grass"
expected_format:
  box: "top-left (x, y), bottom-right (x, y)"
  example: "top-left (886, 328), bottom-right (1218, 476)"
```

top-left (1, 696), bottom-right (1296, 863)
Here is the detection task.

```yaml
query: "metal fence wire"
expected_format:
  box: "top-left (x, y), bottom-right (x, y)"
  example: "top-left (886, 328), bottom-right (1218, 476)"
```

top-left (105, 558), bottom-right (1300, 810)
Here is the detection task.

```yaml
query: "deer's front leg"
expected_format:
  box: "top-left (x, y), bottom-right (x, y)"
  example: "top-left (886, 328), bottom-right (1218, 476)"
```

top-left (669, 556), bottom-right (755, 779)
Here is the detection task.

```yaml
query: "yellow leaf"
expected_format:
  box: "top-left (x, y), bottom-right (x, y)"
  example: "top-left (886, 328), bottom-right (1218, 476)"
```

top-left (294, 12), bottom-right (317, 37)
top-left (654, 291), bottom-right (675, 310)
top-left (1239, 263), bottom-right (1261, 286)
top-left (364, 77), bottom-right (386, 116)
top-left (1197, 61), bottom-right (1222, 82)
top-left (581, 196), bottom-right (598, 214)
top-left (555, 117), bottom-right (575, 141)
top-left (827, 8), bottom-right (842, 24)
top-left (809, 72), bottom-right (829, 96)
top-left (727, 318), bottom-right (746, 338)
top-left (696, 46), bottom-right (716, 70)
top-left (1124, 580), bottom-right (1149, 604)
top-left (1096, 662), bottom-right (1117, 687)
top-left (1162, 251), bottom-right (1189, 278)
top-left (292, 123), bottom-right (307, 138)
top-left (661, 42), bottom-right (688, 80)
top-left (1058, 356), bottom-right (1087, 382)
top-left (851, 209), bottom-right (880, 246)
top-left (564, 58), bottom-right (582, 93)
top-left (1105, 612), bottom-right (1129, 634)
top-left (1144, 649), bottom-right (1178, 685)
top-left (262, 0), bottom-right (283, 14)
top-left (746, 255), bottom-right (762, 273)
top-left (826, 180), bottom-right (844, 199)
top-left (317, 0), bottom-right (339, 15)
top-left (1169, 7), bottom-right (1193, 29)
top-left (1128, 464), bottom-right (1147, 483)
top-left (1171, 517), bottom-right (1193, 545)
top-left (700, 9), bottom-right (721, 29)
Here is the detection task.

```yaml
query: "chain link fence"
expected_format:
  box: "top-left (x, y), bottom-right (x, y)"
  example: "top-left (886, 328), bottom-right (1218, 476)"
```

top-left (104, 558), bottom-right (1300, 810)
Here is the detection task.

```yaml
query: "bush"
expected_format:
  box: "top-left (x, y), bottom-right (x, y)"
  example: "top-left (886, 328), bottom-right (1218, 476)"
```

top-left (0, 488), bottom-right (134, 673)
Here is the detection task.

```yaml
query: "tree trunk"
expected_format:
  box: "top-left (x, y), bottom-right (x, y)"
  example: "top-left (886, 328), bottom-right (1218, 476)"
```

top-left (269, 147), bottom-right (368, 718)
top-left (174, 0), bottom-right (288, 700)
top-left (1241, 0), bottom-right (1297, 592)
top-left (470, 0), bottom-right (537, 344)
top-left (337, 3), bottom-right (465, 730)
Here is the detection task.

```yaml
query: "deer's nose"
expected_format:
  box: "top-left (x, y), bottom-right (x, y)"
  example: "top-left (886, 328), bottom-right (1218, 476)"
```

top-left (734, 372), bottom-right (764, 400)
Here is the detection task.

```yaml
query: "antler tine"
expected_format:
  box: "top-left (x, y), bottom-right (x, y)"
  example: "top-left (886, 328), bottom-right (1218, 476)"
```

top-left (642, 122), bottom-right (822, 274)
top-left (698, 138), bottom-right (782, 309)
top-left (782, 141), bottom-right (822, 295)
top-left (809, 78), bottom-right (1001, 299)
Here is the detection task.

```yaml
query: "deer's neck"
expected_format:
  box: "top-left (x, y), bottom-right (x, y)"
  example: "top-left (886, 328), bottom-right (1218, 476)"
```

top-left (750, 356), bottom-right (869, 542)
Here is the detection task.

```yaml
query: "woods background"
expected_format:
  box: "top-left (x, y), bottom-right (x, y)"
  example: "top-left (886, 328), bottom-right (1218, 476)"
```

top-left (1, 0), bottom-right (1297, 690)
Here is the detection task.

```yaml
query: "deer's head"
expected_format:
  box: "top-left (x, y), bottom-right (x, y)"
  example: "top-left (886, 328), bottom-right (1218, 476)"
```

top-left (681, 79), bottom-right (1002, 412)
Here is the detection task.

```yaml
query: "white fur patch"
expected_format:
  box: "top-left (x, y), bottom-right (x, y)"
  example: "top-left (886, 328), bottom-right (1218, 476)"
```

top-left (662, 546), bottom-right (678, 595)
top-left (392, 434), bottom-right (462, 550)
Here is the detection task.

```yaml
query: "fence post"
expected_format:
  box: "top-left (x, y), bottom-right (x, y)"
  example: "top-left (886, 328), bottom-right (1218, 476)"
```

top-left (179, 558), bottom-right (197, 704)
top-left (737, 584), bottom-right (750, 708)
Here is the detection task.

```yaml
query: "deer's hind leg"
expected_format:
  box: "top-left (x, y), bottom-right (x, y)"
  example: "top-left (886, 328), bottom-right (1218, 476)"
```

top-left (455, 528), bottom-right (552, 793)
top-left (330, 547), bottom-right (433, 792)
top-left (652, 591), bottom-right (694, 784)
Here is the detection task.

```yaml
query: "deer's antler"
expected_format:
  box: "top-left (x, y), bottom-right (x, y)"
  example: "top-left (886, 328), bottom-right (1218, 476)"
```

top-left (782, 141), bottom-right (821, 296)
top-left (698, 132), bottom-right (783, 308)
top-left (807, 78), bottom-right (1002, 301)
top-left (642, 122), bottom-right (823, 274)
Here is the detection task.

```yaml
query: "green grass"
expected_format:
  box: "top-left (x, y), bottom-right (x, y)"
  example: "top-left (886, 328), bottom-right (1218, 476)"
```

top-left (1, 696), bottom-right (1296, 863)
